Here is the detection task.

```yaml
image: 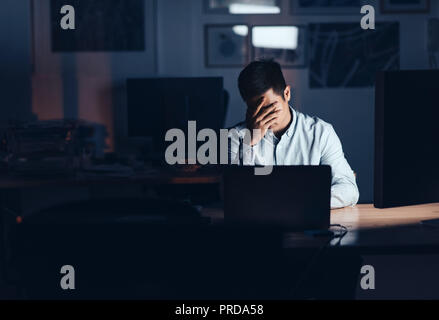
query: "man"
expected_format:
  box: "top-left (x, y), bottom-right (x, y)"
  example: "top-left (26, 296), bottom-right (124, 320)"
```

top-left (228, 59), bottom-right (359, 209)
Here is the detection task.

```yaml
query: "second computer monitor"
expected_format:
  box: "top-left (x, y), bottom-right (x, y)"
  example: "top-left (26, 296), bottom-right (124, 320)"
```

top-left (127, 77), bottom-right (224, 152)
top-left (375, 70), bottom-right (439, 208)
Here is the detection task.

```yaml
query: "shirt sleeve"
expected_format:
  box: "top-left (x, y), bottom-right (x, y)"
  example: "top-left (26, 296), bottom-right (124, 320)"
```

top-left (228, 129), bottom-right (256, 165)
top-left (320, 125), bottom-right (360, 209)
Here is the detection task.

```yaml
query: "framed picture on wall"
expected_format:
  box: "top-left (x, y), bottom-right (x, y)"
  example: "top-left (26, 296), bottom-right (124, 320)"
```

top-left (290, 0), bottom-right (370, 15)
top-left (205, 24), bottom-right (249, 68)
top-left (251, 25), bottom-right (307, 68)
top-left (204, 0), bottom-right (281, 14)
top-left (308, 22), bottom-right (400, 88)
top-left (381, 0), bottom-right (430, 14)
top-left (50, 0), bottom-right (145, 51)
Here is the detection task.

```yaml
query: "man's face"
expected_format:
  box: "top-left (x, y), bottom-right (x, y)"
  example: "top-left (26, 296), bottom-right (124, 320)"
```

top-left (246, 86), bottom-right (291, 131)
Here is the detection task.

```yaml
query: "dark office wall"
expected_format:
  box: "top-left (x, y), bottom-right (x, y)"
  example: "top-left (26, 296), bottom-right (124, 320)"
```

top-left (0, 0), bottom-right (33, 125)
top-left (157, 0), bottom-right (437, 203)
top-left (27, 0), bottom-right (438, 203)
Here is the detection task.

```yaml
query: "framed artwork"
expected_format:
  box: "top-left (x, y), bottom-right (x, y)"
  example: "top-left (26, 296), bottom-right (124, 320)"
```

top-left (290, 0), bottom-right (368, 15)
top-left (204, 0), bottom-right (281, 14)
top-left (205, 24), bottom-right (249, 68)
top-left (50, 0), bottom-right (145, 51)
top-left (381, 0), bottom-right (430, 14)
top-left (251, 25), bottom-right (307, 68)
top-left (308, 22), bottom-right (400, 88)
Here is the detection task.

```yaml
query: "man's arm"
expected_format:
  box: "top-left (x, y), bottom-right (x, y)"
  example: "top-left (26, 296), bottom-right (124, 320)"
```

top-left (228, 128), bottom-right (256, 165)
top-left (320, 125), bottom-right (359, 209)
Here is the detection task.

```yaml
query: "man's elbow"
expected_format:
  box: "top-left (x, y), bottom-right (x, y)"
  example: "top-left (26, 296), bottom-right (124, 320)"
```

top-left (351, 184), bottom-right (360, 206)
top-left (345, 182), bottom-right (360, 207)
top-left (330, 182), bottom-right (359, 209)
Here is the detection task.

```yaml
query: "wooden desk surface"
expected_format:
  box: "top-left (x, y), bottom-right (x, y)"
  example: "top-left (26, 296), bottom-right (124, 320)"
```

top-left (331, 203), bottom-right (439, 230)
top-left (330, 203), bottom-right (439, 250)
top-left (203, 203), bottom-right (439, 230)
top-left (203, 203), bottom-right (439, 251)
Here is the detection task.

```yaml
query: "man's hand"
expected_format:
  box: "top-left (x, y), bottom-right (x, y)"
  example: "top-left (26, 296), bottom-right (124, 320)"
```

top-left (246, 98), bottom-right (281, 146)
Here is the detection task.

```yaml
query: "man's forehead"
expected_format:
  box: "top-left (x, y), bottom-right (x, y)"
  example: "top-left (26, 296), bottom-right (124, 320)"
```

top-left (248, 89), bottom-right (279, 106)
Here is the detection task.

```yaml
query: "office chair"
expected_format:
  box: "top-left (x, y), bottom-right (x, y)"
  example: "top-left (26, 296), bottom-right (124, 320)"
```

top-left (7, 197), bottom-right (212, 298)
top-left (8, 196), bottom-right (293, 299)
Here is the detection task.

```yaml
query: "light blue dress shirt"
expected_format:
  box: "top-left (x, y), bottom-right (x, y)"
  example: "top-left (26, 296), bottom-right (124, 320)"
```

top-left (228, 106), bottom-right (359, 209)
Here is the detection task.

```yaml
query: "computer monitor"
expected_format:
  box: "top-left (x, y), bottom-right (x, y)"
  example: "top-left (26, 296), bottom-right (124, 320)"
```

top-left (374, 70), bottom-right (439, 208)
top-left (126, 77), bottom-right (224, 153)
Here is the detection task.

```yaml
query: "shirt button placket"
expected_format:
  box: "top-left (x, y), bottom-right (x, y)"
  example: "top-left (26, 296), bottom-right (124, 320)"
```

top-left (277, 143), bottom-right (282, 165)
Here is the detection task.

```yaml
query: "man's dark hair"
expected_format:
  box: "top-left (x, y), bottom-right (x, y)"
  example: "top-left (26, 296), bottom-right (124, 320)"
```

top-left (238, 59), bottom-right (287, 102)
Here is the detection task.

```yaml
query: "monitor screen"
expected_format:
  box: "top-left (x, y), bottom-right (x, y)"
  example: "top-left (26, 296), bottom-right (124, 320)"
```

top-left (127, 77), bottom-right (224, 152)
top-left (375, 70), bottom-right (439, 208)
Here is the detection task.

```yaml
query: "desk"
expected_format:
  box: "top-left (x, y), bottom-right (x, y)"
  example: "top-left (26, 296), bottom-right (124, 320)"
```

top-left (3, 200), bottom-right (439, 299)
top-left (0, 170), bottom-right (221, 223)
top-left (1, 170), bottom-right (438, 299)
top-left (332, 203), bottom-right (439, 229)
top-left (0, 171), bottom-right (221, 189)
top-left (0, 170), bottom-right (221, 235)
top-left (203, 203), bottom-right (439, 299)
top-left (202, 203), bottom-right (439, 252)
top-left (0, 170), bottom-right (222, 292)
top-left (332, 204), bottom-right (439, 251)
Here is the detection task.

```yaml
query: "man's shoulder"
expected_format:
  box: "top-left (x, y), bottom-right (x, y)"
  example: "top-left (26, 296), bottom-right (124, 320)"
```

top-left (296, 109), bottom-right (334, 134)
top-left (227, 121), bottom-right (248, 139)
top-left (229, 121), bottom-right (247, 131)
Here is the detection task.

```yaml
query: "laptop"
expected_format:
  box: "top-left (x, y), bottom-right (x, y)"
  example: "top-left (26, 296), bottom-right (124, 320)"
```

top-left (223, 166), bottom-right (331, 231)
